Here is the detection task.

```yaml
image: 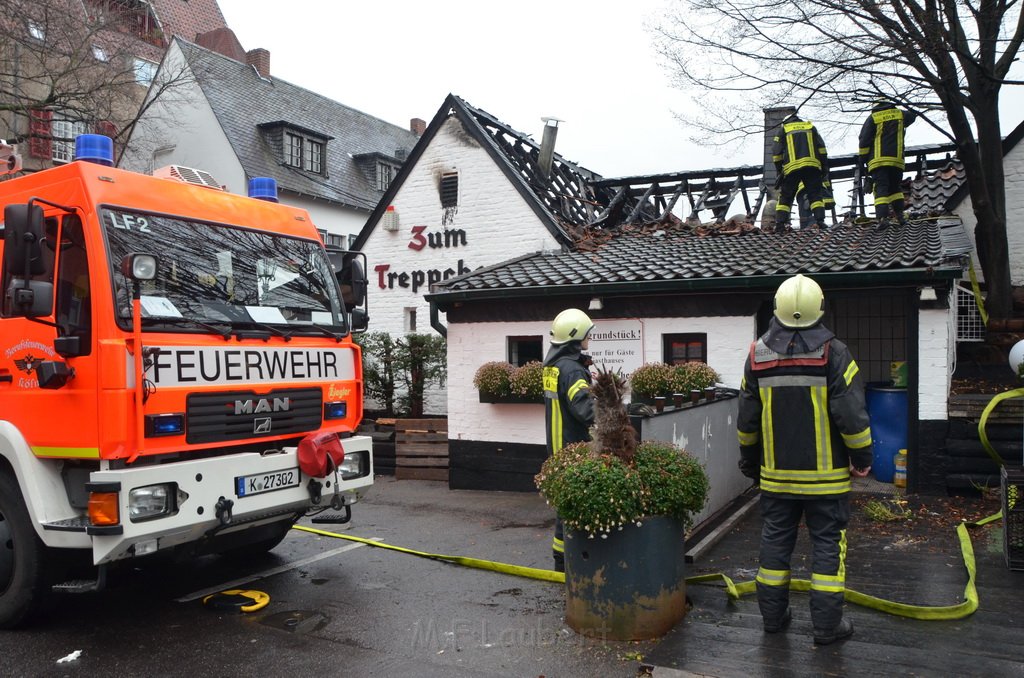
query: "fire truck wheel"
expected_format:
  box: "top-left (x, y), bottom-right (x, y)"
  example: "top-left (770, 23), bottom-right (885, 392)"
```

top-left (0, 471), bottom-right (51, 629)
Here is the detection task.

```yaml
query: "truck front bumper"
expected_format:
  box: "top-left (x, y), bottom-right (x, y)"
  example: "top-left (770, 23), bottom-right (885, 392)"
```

top-left (86, 435), bottom-right (373, 564)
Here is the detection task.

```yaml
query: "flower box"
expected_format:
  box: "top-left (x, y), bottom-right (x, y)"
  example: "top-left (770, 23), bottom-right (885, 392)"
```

top-left (478, 392), bottom-right (543, 404)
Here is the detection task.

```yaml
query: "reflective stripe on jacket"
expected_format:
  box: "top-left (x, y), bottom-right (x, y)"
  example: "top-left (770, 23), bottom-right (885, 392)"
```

top-left (736, 335), bottom-right (873, 497)
top-left (772, 120), bottom-right (828, 175)
top-left (858, 104), bottom-right (917, 172)
top-left (543, 343), bottom-right (594, 455)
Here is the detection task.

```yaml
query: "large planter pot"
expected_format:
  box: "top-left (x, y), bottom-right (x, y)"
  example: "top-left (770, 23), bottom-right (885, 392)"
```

top-left (563, 515), bottom-right (688, 640)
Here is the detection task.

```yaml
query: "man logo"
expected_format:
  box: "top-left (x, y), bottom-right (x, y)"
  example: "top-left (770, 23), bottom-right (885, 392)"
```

top-left (254, 417), bottom-right (272, 434)
top-left (234, 397), bottom-right (291, 415)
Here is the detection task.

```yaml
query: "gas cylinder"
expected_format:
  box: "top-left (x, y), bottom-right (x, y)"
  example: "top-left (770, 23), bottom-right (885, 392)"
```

top-left (893, 449), bottom-right (908, 488)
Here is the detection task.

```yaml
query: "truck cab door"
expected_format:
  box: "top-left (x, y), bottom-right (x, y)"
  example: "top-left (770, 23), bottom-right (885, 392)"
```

top-left (0, 208), bottom-right (100, 460)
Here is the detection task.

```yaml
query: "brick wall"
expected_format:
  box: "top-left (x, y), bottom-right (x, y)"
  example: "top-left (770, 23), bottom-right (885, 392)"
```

top-left (151, 0), bottom-right (228, 42)
top-left (919, 304), bottom-right (953, 420)
top-left (360, 115), bottom-right (563, 415)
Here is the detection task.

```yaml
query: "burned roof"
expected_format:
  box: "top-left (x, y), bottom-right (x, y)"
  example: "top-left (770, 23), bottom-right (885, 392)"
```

top-left (427, 216), bottom-right (970, 305)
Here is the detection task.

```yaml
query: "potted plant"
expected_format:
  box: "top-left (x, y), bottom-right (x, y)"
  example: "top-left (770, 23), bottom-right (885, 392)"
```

top-left (474, 361), bottom-right (514, 402)
top-left (670, 362), bottom-right (721, 396)
top-left (508, 360), bottom-right (544, 400)
top-left (535, 369), bottom-right (709, 640)
top-left (628, 362), bottom-right (675, 403)
top-left (474, 360), bottom-right (544, 403)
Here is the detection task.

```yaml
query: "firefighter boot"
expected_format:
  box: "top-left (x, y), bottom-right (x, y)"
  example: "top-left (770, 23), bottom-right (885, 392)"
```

top-left (763, 606), bottom-right (792, 633)
top-left (813, 618), bottom-right (854, 645)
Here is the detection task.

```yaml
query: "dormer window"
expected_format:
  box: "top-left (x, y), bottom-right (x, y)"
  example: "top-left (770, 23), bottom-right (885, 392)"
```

top-left (285, 131), bottom-right (324, 174)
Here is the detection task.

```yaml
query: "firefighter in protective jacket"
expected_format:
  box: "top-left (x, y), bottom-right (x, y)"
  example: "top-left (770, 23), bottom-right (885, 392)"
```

top-left (859, 98), bottom-right (917, 228)
top-left (772, 113), bottom-right (829, 232)
top-left (543, 308), bottom-right (596, 572)
top-left (737, 274), bottom-right (873, 645)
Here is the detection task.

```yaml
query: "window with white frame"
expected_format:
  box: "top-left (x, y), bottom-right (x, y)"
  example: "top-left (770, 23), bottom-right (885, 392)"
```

top-left (132, 58), bottom-right (157, 85)
top-left (285, 132), bottom-right (303, 168)
top-left (304, 139), bottom-right (323, 173)
top-left (404, 307), bottom-right (417, 333)
top-left (52, 117), bottom-right (90, 164)
top-left (377, 162), bottom-right (394, 191)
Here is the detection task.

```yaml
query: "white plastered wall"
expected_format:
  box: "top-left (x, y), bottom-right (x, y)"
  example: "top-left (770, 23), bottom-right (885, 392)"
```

top-left (122, 42), bottom-right (246, 195)
top-left (956, 137), bottom-right (1024, 284)
top-left (447, 314), bottom-right (755, 445)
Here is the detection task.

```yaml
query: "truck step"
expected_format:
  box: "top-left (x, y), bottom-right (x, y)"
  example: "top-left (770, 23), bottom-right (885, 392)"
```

top-left (310, 505), bottom-right (352, 525)
top-left (52, 564), bottom-right (107, 594)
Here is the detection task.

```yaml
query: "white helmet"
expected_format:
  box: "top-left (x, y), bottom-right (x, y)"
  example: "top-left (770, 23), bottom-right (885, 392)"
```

top-left (774, 274), bottom-right (825, 329)
top-left (550, 308), bottom-right (594, 345)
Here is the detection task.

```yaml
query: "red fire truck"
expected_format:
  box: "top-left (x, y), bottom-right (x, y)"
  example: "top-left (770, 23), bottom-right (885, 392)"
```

top-left (0, 135), bottom-right (373, 627)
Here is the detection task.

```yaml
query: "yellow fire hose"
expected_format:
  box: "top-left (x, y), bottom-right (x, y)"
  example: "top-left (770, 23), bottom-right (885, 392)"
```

top-left (295, 510), bottom-right (1001, 621)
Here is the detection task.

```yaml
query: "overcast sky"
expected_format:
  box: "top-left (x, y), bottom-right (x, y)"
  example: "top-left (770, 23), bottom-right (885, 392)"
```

top-left (217, 1), bottom-right (1024, 179)
top-left (216, 0), bottom-right (760, 178)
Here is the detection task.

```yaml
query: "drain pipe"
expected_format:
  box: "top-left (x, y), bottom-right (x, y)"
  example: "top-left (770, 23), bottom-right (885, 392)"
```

top-left (429, 300), bottom-right (447, 338)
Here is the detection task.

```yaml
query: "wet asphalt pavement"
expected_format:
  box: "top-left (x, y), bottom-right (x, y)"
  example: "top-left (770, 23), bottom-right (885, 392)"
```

top-left (0, 476), bottom-right (658, 678)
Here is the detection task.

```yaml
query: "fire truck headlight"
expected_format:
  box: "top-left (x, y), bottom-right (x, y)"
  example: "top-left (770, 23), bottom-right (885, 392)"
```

top-left (129, 484), bottom-right (175, 522)
top-left (338, 451), bottom-right (368, 480)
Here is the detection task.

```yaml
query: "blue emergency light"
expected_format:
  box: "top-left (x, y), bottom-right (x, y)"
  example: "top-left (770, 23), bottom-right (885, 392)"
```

top-left (324, 401), bottom-right (347, 420)
top-left (144, 413), bottom-right (185, 437)
top-left (248, 177), bottom-right (279, 202)
top-left (74, 134), bottom-right (114, 166)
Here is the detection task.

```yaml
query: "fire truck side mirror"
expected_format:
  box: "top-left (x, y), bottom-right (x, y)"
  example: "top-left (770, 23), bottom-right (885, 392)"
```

top-left (3, 204), bottom-right (46, 276)
top-left (4, 279), bottom-right (53, 318)
top-left (340, 258), bottom-right (367, 308)
top-left (350, 307), bottom-right (369, 332)
top-left (36, 360), bottom-right (74, 390)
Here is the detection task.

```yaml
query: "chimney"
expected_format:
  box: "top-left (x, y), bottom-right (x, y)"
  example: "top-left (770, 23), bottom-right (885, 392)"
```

top-left (538, 117), bottom-right (561, 178)
top-left (246, 48), bottom-right (270, 79)
top-left (762, 106), bottom-right (796, 189)
top-left (410, 118), bottom-right (426, 136)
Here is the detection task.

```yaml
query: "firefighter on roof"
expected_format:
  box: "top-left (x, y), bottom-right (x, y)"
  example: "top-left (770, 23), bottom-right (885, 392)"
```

top-left (859, 97), bottom-right (917, 229)
top-left (737, 274), bottom-right (873, 645)
top-left (772, 113), bottom-right (830, 232)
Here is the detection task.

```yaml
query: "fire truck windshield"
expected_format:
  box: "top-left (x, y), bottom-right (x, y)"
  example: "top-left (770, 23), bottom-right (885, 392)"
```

top-left (102, 208), bottom-right (347, 334)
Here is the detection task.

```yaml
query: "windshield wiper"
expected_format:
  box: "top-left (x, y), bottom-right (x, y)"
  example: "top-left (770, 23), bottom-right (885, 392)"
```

top-left (290, 323), bottom-right (344, 342)
top-left (233, 321), bottom-right (293, 342)
top-left (140, 316), bottom-right (232, 340)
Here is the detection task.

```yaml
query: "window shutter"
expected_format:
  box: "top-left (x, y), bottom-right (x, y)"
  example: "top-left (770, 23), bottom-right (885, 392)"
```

top-left (29, 108), bottom-right (52, 159)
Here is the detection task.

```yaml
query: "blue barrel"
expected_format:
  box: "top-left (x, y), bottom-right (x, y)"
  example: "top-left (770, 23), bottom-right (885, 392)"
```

top-left (865, 385), bottom-right (908, 483)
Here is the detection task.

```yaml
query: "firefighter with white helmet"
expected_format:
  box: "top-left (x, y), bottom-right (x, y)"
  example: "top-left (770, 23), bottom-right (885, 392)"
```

top-left (737, 274), bottom-right (873, 645)
top-left (543, 308), bottom-right (596, 571)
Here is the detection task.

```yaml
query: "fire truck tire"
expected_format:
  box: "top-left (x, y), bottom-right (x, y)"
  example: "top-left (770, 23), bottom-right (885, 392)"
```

top-left (0, 471), bottom-right (51, 629)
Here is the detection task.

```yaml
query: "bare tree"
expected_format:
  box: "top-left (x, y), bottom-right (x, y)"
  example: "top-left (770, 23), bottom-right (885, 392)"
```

top-left (0, 0), bottom-right (194, 168)
top-left (651, 0), bottom-right (1024, 319)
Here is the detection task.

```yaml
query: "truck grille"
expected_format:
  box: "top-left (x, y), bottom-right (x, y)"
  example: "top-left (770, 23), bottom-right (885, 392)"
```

top-left (186, 387), bottom-right (323, 444)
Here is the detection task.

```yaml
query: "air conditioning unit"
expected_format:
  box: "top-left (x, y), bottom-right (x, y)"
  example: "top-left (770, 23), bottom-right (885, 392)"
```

top-left (153, 165), bottom-right (224, 190)
top-left (381, 205), bottom-right (399, 232)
